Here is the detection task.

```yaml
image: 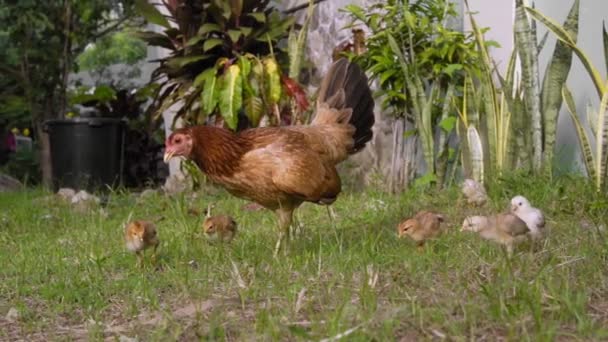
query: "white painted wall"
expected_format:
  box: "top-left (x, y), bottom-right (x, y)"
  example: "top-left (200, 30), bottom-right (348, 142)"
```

top-left (463, 0), bottom-right (515, 75)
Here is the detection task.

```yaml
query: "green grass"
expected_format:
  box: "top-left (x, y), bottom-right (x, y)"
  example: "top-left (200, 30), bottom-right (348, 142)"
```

top-left (1, 172), bottom-right (608, 341)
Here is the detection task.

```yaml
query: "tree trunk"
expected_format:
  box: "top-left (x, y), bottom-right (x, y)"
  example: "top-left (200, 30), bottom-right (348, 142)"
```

top-left (36, 123), bottom-right (53, 188)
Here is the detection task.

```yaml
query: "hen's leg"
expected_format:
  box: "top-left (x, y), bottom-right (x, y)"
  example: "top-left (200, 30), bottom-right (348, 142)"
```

top-left (274, 207), bottom-right (294, 257)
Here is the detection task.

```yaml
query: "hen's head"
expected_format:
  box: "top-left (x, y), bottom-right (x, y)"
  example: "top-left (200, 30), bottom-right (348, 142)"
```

top-left (164, 129), bottom-right (193, 163)
top-left (510, 195), bottom-right (530, 213)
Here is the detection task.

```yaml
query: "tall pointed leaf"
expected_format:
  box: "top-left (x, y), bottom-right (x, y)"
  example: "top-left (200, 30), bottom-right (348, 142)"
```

top-left (467, 125), bottom-right (484, 183)
top-left (436, 84), bottom-right (455, 186)
top-left (219, 65), bottom-right (242, 130)
top-left (563, 86), bottom-right (595, 181)
top-left (526, 6), bottom-right (606, 97)
top-left (288, 0), bottom-right (314, 79)
top-left (515, 0), bottom-right (542, 172)
top-left (540, 0), bottom-right (579, 168)
top-left (594, 81), bottom-right (608, 190)
top-left (603, 22), bottom-right (608, 79)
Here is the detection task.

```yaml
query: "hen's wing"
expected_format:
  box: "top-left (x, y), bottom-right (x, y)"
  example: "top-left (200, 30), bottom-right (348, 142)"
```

top-left (235, 130), bottom-right (342, 207)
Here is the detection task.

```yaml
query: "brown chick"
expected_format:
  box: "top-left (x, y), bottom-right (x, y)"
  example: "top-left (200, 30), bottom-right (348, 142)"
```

top-left (460, 213), bottom-right (529, 256)
top-left (397, 211), bottom-right (445, 250)
top-left (125, 220), bottom-right (159, 267)
top-left (203, 215), bottom-right (237, 243)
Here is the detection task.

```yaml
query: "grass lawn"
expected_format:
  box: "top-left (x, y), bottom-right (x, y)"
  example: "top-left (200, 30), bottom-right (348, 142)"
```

top-left (1, 173), bottom-right (608, 341)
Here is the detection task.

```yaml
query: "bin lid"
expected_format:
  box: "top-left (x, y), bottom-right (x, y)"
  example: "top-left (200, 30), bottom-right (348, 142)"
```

top-left (44, 117), bottom-right (127, 126)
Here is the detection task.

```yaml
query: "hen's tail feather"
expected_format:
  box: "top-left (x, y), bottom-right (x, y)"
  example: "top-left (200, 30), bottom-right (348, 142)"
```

top-left (313, 58), bottom-right (375, 153)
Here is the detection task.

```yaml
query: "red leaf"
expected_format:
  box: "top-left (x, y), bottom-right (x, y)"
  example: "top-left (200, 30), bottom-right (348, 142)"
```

top-left (281, 75), bottom-right (309, 113)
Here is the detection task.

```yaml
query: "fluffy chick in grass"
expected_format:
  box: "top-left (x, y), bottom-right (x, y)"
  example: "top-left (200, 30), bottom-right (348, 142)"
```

top-left (511, 195), bottom-right (546, 240)
top-left (397, 211), bottom-right (445, 250)
top-left (125, 220), bottom-right (159, 267)
top-left (461, 213), bottom-right (529, 256)
top-left (203, 215), bottom-right (237, 243)
top-left (461, 179), bottom-right (488, 206)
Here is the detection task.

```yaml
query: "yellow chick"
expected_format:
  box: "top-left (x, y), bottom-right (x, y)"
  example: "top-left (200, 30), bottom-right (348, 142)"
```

top-left (125, 220), bottom-right (159, 267)
top-left (397, 211), bottom-right (445, 249)
top-left (460, 213), bottom-right (529, 256)
top-left (203, 215), bottom-right (237, 243)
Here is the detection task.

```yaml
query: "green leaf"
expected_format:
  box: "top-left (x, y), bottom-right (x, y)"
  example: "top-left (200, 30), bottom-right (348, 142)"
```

top-left (443, 63), bottom-right (463, 77)
top-left (240, 26), bottom-right (252, 37)
top-left (132, 31), bottom-right (174, 50)
top-left (249, 58), bottom-right (264, 97)
top-left (198, 23), bottom-right (222, 35)
top-left (414, 173), bottom-right (438, 188)
top-left (243, 96), bottom-right (264, 127)
top-left (238, 56), bottom-right (254, 95)
top-left (166, 55), bottom-right (209, 69)
top-left (93, 85), bottom-right (117, 101)
top-left (343, 4), bottom-right (366, 22)
top-left (185, 36), bottom-right (204, 47)
top-left (219, 65), bottom-right (242, 130)
top-left (403, 129), bottom-right (417, 139)
top-left (203, 38), bottom-right (224, 52)
top-left (387, 33), bottom-right (408, 75)
top-left (263, 57), bottom-right (281, 104)
top-left (439, 116), bottom-right (457, 132)
top-left (228, 29), bottom-right (243, 43)
top-left (196, 69), bottom-right (219, 115)
top-left (247, 12), bottom-right (266, 23)
top-left (135, 0), bottom-right (171, 29)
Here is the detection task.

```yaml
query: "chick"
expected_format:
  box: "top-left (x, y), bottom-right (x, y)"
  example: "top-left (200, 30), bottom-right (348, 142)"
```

top-left (460, 213), bottom-right (529, 255)
top-left (203, 215), bottom-right (237, 243)
top-left (510, 195), bottom-right (545, 239)
top-left (125, 220), bottom-right (159, 267)
top-left (397, 211), bottom-right (445, 249)
top-left (461, 179), bottom-right (488, 206)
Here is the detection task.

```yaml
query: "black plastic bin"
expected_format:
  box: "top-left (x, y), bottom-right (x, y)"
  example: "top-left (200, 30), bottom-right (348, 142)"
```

top-left (44, 117), bottom-right (125, 192)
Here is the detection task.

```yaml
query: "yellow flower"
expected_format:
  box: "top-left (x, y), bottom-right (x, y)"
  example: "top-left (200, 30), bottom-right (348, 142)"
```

top-left (10, 128), bottom-right (19, 135)
top-left (23, 128), bottom-right (31, 137)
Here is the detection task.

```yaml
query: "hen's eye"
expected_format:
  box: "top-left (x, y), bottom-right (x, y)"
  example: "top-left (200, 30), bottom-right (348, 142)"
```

top-left (175, 138), bottom-right (182, 144)
top-left (518, 202), bottom-right (522, 206)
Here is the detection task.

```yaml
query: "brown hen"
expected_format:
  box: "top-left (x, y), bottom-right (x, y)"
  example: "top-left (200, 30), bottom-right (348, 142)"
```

top-left (164, 58), bottom-right (374, 255)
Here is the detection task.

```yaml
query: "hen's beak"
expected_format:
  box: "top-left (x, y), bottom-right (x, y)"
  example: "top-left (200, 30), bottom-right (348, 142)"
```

top-left (511, 205), bottom-right (517, 212)
top-left (163, 150), bottom-right (174, 163)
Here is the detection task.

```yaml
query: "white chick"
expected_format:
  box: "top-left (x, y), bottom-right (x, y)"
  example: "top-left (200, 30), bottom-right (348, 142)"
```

top-left (461, 213), bottom-right (530, 256)
top-left (461, 179), bottom-right (488, 206)
top-left (510, 195), bottom-right (545, 239)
